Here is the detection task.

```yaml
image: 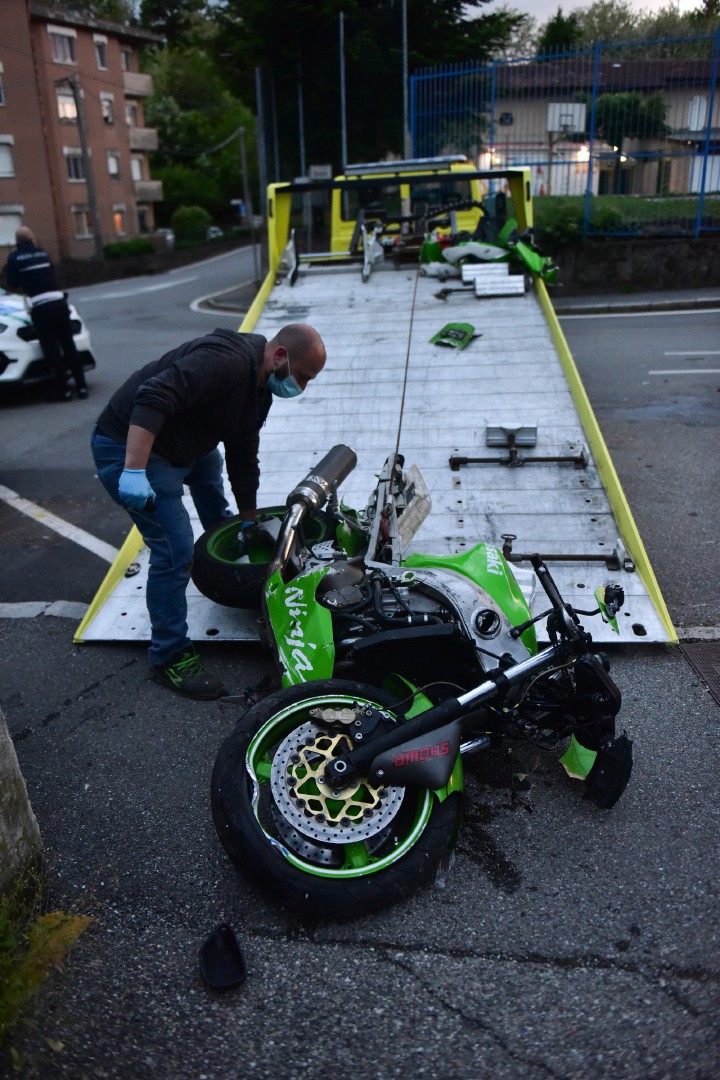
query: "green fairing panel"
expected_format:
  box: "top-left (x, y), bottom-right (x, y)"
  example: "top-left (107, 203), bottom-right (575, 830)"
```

top-left (264, 569), bottom-right (335, 686)
top-left (403, 544), bottom-right (537, 652)
top-left (560, 735), bottom-right (598, 780)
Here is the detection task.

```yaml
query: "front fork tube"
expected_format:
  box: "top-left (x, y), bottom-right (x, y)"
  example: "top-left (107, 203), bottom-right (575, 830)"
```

top-left (325, 645), bottom-right (562, 786)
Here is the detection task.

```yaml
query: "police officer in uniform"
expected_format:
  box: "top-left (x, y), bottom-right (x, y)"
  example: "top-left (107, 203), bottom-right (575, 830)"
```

top-left (3, 227), bottom-right (88, 400)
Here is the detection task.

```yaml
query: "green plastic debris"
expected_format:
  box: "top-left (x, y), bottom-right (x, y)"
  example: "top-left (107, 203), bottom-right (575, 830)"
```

top-left (430, 323), bottom-right (476, 350)
top-left (560, 735), bottom-right (598, 780)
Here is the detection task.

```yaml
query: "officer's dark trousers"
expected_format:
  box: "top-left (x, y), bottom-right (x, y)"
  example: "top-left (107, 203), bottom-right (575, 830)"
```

top-left (31, 299), bottom-right (87, 396)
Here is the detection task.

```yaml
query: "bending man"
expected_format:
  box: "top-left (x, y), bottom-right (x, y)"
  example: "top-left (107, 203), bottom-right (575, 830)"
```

top-left (91, 323), bottom-right (326, 699)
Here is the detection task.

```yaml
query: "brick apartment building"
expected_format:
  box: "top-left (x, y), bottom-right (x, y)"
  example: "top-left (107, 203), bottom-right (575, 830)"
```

top-left (0, 0), bottom-right (163, 265)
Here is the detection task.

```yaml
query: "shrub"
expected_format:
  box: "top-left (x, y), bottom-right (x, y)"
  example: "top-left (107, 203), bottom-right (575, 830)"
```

top-left (533, 197), bottom-right (584, 251)
top-left (103, 238), bottom-right (154, 260)
top-left (171, 205), bottom-right (212, 244)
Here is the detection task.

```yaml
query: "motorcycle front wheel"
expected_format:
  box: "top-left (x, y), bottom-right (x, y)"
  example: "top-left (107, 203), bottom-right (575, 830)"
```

top-left (211, 680), bottom-right (462, 917)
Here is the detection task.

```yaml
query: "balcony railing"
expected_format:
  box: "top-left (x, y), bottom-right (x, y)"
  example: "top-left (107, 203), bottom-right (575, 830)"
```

top-left (134, 179), bottom-right (164, 202)
top-left (123, 71), bottom-right (153, 98)
top-left (128, 127), bottom-right (158, 152)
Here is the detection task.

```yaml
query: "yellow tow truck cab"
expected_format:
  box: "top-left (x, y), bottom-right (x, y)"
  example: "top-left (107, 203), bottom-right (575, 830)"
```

top-left (330, 155), bottom-right (486, 254)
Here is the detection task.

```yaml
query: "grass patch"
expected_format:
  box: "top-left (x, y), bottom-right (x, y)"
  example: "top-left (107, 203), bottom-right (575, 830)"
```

top-left (0, 867), bottom-right (92, 1049)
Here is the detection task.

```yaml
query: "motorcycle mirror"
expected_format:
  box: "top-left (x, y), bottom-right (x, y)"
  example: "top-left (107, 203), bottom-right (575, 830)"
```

top-left (594, 586), bottom-right (621, 634)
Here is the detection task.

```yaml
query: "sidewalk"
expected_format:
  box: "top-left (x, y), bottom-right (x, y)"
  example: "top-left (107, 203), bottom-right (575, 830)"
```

top-left (550, 285), bottom-right (720, 315)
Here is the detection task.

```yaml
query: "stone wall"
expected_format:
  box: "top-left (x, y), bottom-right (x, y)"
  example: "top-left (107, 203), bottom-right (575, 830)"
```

top-left (550, 236), bottom-right (720, 295)
top-left (0, 708), bottom-right (42, 895)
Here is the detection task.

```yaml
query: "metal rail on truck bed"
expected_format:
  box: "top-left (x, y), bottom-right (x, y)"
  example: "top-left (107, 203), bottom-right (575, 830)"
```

top-left (76, 167), bottom-right (675, 646)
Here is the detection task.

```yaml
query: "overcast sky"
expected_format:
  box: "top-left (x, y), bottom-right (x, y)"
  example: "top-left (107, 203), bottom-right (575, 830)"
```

top-left (483, 0), bottom-right (698, 22)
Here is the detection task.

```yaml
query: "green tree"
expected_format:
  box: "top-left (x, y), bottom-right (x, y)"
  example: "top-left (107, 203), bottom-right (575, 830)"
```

top-left (574, 1), bottom-right (639, 44)
top-left (593, 91), bottom-right (669, 193)
top-left (139, 1), bottom-right (211, 41)
top-left (536, 7), bottom-right (583, 54)
top-left (212, 0), bottom-right (526, 176)
top-left (144, 45), bottom-right (255, 222)
top-left (66, 0), bottom-right (138, 21)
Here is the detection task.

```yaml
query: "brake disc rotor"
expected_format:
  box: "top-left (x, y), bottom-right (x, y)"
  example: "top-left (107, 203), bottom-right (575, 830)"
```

top-left (270, 721), bottom-right (404, 844)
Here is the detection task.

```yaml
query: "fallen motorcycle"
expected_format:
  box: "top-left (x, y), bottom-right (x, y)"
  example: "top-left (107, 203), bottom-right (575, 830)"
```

top-left (198, 446), bottom-right (633, 916)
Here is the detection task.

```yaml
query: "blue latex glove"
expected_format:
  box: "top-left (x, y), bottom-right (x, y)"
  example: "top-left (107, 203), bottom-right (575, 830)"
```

top-left (118, 468), bottom-right (156, 511)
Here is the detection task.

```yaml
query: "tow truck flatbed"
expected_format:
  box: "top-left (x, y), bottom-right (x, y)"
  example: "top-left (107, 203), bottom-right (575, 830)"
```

top-left (77, 166), bottom-right (674, 646)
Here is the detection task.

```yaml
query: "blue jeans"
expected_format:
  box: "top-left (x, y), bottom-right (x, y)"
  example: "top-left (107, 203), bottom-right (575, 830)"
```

top-left (91, 429), bottom-right (231, 666)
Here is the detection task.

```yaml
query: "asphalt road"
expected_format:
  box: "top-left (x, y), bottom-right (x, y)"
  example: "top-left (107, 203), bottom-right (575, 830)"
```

top-left (560, 307), bottom-right (720, 630)
top-left (0, 263), bottom-right (718, 1079)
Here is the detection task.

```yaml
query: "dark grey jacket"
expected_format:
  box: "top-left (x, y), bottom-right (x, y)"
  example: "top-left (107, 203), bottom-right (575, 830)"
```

top-left (4, 240), bottom-right (62, 299)
top-left (96, 330), bottom-right (272, 510)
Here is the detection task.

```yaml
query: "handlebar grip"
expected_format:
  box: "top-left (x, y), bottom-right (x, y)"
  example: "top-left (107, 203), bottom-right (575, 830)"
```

top-left (286, 444), bottom-right (357, 514)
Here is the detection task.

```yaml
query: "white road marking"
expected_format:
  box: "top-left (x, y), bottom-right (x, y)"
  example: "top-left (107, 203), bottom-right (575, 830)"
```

top-left (648, 369), bottom-right (720, 375)
top-left (79, 276), bottom-right (198, 301)
top-left (0, 601), bottom-right (88, 620)
top-left (677, 626), bottom-right (720, 642)
top-left (664, 350), bottom-right (720, 356)
top-left (0, 484), bottom-right (118, 564)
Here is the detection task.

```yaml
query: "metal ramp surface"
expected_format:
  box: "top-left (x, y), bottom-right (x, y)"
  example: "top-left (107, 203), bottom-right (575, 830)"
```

top-left (78, 261), bottom-right (673, 646)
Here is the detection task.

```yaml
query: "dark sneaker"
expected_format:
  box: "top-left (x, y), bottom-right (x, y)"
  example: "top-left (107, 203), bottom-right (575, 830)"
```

top-left (150, 648), bottom-right (227, 700)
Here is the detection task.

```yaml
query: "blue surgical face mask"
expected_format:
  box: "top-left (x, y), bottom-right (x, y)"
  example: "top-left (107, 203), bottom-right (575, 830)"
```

top-left (267, 353), bottom-right (303, 398)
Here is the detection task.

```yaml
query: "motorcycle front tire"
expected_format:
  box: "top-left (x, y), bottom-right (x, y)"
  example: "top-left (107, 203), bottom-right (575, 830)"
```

top-left (192, 508), bottom-right (335, 609)
top-left (211, 680), bottom-right (462, 917)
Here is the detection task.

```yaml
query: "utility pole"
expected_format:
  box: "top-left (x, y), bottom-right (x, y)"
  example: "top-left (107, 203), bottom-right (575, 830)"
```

top-left (67, 75), bottom-right (104, 260)
top-left (339, 11), bottom-right (348, 170)
top-left (254, 69), bottom-right (269, 280)
top-left (402, 0), bottom-right (411, 158)
top-left (238, 127), bottom-right (260, 288)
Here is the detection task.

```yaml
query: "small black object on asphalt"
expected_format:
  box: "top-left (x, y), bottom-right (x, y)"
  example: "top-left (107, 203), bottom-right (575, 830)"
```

top-left (199, 923), bottom-right (247, 989)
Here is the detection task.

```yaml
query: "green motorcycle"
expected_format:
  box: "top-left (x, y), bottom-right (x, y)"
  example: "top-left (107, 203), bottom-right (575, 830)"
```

top-left (199, 446), bottom-right (632, 916)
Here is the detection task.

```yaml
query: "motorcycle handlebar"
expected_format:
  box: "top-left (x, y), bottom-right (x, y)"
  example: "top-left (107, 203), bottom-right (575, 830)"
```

top-left (529, 553), bottom-right (581, 640)
top-left (286, 444), bottom-right (357, 515)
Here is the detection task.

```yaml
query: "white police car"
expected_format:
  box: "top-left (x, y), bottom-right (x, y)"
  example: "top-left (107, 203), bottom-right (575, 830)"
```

top-left (0, 289), bottom-right (96, 386)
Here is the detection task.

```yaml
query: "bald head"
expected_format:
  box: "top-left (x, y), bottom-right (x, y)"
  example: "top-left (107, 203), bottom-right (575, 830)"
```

top-left (261, 323), bottom-right (326, 391)
top-left (16, 226), bottom-right (36, 246)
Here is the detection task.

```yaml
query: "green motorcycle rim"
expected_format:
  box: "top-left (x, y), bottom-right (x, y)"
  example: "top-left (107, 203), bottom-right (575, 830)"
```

top-left (245, 692), bottom-right (437, 879)
top-left (206, 509), bottom-right (331, 566)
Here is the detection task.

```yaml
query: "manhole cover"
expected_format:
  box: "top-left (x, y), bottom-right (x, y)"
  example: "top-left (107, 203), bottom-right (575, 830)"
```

top-left (680, 643), bottom-right (720, 708)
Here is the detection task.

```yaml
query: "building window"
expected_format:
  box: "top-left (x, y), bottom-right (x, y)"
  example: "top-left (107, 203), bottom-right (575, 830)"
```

top-left (124, 102), bottom-right (139, 127)
top-left (0, 211), bottom-right (24, 245)
top-left (131, 156), bottom-right (143, 181)
top-left (73, 209), bottom-right (93, 238)
top-left (688, 96), bottom-right (708, 132)
top-left (101, 95), bottom-right (114, 125)
top-left (65, 150), bottom-right (85, 181)
top-left (120, 49), bottom-right (132, 72)
top-left (113, 208), bottom-right (125, 236)
top-left (108, 152), bottom-right (120, 179)
top-left (0, 64), bottom-right (5, 108)
top-left (0, 141), bottom-right (14, 177)
top-left (94, 35), bottom-right (108, 70)
top-left (49, 28), bottom-right (77, 65)
top-left (56, 89), bottom-right (77, 123)
top-left (137, 207), bottom-right (149, 233)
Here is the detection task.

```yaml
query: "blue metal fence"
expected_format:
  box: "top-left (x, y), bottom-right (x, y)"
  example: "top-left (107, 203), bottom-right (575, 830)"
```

top-left (410, 31), bottom-right (720, 237)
